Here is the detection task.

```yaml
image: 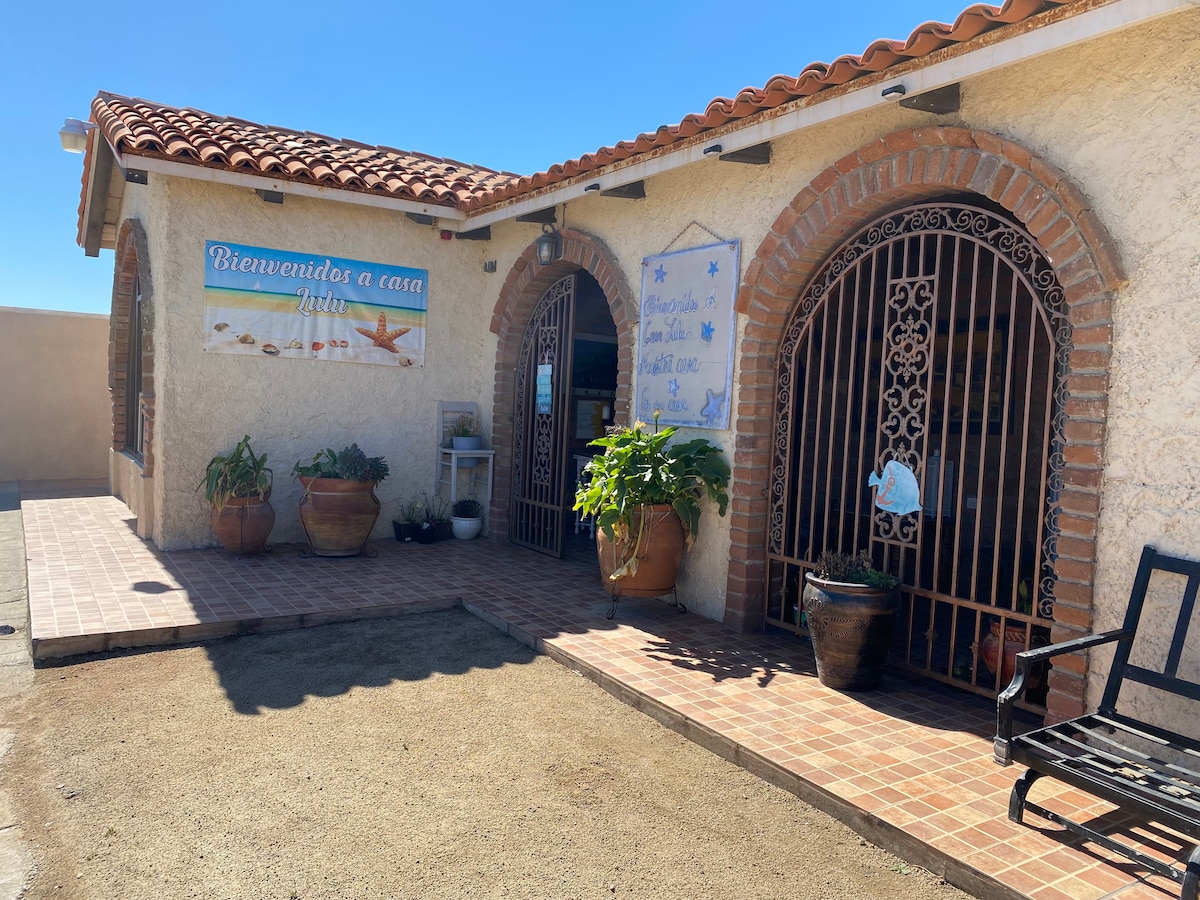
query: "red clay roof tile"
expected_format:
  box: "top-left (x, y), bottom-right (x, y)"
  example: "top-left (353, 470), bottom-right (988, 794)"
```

top-left (81, 0), bottom-right (1072, 241)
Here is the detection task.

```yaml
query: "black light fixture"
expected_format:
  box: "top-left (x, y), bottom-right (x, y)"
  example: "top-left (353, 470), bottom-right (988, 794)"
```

top-left (535, 223), bottom-right (562, 266)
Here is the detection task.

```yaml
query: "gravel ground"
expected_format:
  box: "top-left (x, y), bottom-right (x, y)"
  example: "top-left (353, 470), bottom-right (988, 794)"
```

top-left (1, 609), bottom-right (969, 899)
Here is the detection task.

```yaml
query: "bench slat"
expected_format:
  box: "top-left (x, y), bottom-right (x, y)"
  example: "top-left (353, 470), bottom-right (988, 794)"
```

top-left (1013, 716), bottom-right (1200, 827)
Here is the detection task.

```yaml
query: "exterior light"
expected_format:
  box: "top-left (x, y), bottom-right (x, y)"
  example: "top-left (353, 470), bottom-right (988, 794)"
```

top-left (535, 224), bottom-right (562, 266)
top-left (59, 118), bottom-right (95, 153)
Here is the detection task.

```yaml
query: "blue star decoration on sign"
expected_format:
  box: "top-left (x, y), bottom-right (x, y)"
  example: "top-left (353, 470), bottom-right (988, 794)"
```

top-left (700, 320), bottom-right (715, 342)
top-left (668, 378), bottom-right (680, 397)
top-left (654, 265), bottom-right (667, 283)
top-left (708, 260), bottom-right (719, 277)
top-left (701, 388), bottom-right (726, 426)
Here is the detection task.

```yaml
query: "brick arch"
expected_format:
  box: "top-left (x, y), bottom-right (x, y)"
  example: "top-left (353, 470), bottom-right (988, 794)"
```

top-left (729, 126), bottom-right (1125, 722)
top-left (110, 218), bottom-right (156, 477)
top-left (488, 228), bottom-right (634, 539)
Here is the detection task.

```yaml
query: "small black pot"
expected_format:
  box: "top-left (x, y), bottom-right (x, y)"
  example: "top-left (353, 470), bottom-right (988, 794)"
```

top-left (415, 523), bottom-right (437, 544)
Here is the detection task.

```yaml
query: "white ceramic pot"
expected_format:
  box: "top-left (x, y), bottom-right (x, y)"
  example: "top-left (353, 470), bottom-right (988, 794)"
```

top-left (450, 516), bottom-right (483, 540)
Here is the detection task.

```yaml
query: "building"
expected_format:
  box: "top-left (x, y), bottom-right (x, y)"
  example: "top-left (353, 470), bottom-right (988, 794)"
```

top-left (70, 0), bottom-right (1200, 729)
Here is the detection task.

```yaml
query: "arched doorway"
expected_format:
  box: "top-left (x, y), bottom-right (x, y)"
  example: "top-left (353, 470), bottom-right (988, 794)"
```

top-left (766, 199), bottom-right (1070, 711)
top-left (510, 270), bottom-right (618, 557)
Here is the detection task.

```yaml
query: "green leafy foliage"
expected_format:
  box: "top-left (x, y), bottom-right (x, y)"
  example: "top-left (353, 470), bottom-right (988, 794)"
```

top-left (573, 414), bottom-right (730, 580)
top-left (451, 498), bottom-right (483, 518)
top-left (449, 415), bottom-right (476, 438)
top-left (291, 444), bottom-right (389, 483)
top-left (812, 550), bottom-right (898, 589)
top-left (198, 435), bottom-right (272, 511)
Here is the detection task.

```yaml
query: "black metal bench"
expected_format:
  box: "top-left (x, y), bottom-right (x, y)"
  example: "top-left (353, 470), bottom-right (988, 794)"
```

top-left (994, 545), bottom-right (1200, 899)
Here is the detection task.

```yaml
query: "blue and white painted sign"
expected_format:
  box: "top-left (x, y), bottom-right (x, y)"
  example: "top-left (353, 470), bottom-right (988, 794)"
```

top-left (636, 240), bottom-right (739, 430)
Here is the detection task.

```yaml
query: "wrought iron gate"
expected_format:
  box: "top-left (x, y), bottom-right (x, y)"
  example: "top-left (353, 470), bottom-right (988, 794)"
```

top-left (511, 274), bottom-right (577, 557)
top-left (765, 202), bottom-right (1071, 710)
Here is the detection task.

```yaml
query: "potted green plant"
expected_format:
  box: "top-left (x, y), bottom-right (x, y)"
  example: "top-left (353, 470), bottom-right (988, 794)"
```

top-left (198, 435), bottom-right (275, 554)
top-left (802, 549), bottom-right (901, 691)
top-left (450, 415), bottom-right (482, 468)
top-left (574, 412), bottom-right (729, 597)
top-left (391, 500), bottom-right (424, 543)
top-left (292, 444), bottom-right (389, 557)
top-left (450, 497), bottom-right (484, 540)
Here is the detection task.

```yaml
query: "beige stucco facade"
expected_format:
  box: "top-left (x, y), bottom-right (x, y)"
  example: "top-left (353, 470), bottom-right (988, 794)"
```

top-left (0, 307), bottom-right (110, 483)
top-left (99, 8), bottom-right (1200, 724)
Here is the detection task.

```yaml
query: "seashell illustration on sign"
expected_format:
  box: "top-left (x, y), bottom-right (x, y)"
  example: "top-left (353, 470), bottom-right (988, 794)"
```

top-left (261, 344), bottom-right (280, 356)
top-left (213, 322), bottom-right (230, 332)
top-left (868, 460), bottom-right (921, 515)
top-left (237, 333), bottom-right (255, 344)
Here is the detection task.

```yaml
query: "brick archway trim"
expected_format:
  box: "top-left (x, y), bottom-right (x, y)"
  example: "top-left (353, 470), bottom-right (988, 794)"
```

top-left (488, 228), bottom-right (634, 540)
top-left (729, 126), bottom-right (1126, 723)
top-left (110, 218), bottom-right (156, 477)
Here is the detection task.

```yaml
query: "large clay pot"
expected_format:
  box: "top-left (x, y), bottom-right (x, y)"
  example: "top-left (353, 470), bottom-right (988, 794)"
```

top-left (802, 573), bottom-right (901, 691)
top-left (297, 477), bottom-right (380, 557)
top-left (981, 620), bottom-right (1047, 690)
top-left (596, 504), bottom-right (684, 597)
top-left (211, 496), bottom-right (275, 555)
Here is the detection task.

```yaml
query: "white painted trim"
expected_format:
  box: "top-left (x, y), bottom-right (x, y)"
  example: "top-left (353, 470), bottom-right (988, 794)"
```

top-left (121, 155), bottom-right (469, 223)
top-left (463, 0), bottom-right (1193, 229)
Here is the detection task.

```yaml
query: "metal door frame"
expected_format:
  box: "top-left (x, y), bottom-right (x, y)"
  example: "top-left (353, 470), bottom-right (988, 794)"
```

top-left (510, 274), bottom-right (577, 557)
top-left (764, 201), bottom-right (1072, 710)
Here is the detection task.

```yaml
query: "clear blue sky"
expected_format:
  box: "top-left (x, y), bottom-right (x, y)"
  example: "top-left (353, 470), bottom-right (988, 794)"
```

top-left (1, 0), bottom-right (975, 315)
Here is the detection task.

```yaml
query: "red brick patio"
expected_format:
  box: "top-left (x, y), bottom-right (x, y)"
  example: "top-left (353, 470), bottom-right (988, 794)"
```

top-left (20, 494), bottom-right (1193, 900)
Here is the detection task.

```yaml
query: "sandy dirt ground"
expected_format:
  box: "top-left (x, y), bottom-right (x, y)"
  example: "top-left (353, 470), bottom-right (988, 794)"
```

top-left (0, 609), bottom-right (969, 899)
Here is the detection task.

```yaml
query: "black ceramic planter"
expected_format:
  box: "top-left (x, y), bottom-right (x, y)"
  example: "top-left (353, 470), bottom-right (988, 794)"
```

top-left (802, 573), bottom-right (900, 691)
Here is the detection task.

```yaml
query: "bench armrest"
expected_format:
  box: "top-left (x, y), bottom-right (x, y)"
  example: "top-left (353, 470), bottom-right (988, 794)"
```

top-left (993, 628), bottom-right (1129, 764)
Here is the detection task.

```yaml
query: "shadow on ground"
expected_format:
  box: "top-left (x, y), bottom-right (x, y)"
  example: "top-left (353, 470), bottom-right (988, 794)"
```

top-left (204, 607), bottom-right (535, 714)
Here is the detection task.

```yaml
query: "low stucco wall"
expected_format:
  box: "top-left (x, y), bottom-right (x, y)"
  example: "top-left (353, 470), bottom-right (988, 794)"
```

top-left (0, 307), bottom-right (110, 482)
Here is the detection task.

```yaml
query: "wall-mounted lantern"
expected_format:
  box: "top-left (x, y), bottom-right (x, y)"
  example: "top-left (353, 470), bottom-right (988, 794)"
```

top-left (536, 224), bottom-right (562, 266)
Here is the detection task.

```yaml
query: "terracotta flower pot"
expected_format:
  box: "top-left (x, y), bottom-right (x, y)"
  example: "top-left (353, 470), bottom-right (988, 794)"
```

top-left (595, 504), bottom-right (684, 597)
top-left (802, 573), bottom-right (901, 691)
top-left (211, 496), bottom-right (275, 555)
top-left (297, 477), bottom-right (380, 557)
top-left (981, 620), bottom-right (1048, 690)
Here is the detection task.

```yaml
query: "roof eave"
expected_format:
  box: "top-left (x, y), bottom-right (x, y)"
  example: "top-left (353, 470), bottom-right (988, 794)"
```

top-left (463, 0), bottom-right (1192, 228)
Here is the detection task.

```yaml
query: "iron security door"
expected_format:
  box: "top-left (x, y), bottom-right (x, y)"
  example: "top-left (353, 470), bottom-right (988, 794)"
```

top-left (511, 274), bottom-right (577, 557)
top-left (765, 203), bottom-right (1071, 710)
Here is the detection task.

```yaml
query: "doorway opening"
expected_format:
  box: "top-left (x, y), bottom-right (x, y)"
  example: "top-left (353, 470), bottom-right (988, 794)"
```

top-left (510, 270), bottom-right (618, 559)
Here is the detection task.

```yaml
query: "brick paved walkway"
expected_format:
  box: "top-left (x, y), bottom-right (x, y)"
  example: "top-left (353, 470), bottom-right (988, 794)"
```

top-left (20, 494), bottom-right (1193, 900)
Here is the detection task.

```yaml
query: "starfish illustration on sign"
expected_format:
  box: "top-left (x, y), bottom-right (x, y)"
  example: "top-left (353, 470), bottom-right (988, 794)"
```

top-left (701, 388), bottom-right (726, 426)
top-left (355, 312), bottom-right (411, 353)
top-left (700, 320), bottom-right (715, 342)
top-left (668, 378), bottom-right (680, 397)
top-left (654, 264), bottom-right (667, 283)
top-left (707, 260), bottom-right (719, 277)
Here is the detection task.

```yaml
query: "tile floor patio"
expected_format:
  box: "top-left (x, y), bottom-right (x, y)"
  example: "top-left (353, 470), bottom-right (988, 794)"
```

top-left (18, 493), bottom-right (1195, 900)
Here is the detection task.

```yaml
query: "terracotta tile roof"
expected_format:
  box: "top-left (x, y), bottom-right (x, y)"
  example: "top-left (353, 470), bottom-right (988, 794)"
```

top-left (81, 0), bottom-right (1074, 237)
top-left (472, 0), bottom-right (1070, 208)
top-left (90, 91), bottom-right (520, 208)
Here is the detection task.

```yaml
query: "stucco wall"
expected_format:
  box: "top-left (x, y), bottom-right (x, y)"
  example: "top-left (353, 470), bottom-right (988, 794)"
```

top-left (964, 11), bottom-right (1200, 729)
top-left (109, 8), bottom-right (1200, 721)
top-left (0, 307), bottom-right (110, 482)
top-left (122, 176), bottom-right (496, 550)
